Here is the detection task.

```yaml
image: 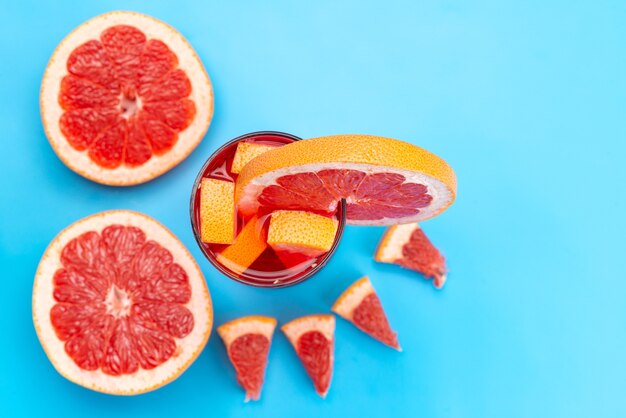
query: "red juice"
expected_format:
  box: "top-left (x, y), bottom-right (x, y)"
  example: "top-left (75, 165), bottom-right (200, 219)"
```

top-left (190, 131), bottom-right (345, 287)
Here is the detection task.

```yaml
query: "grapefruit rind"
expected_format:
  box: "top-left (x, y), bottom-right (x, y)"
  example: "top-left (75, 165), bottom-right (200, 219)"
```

top-left (281, 314), bottom-right (335, 343)
top-left (215, 216), bottom-right (267, 274)
top-left (200, 178), bottom-right (235, 245)
top-left (32, 210), bottom-right (213, 395)
top-left (40, 11), bottom-right (214, 186)
top-left (331, 276), bottom-right (374, 320)
top-left (231, 142), bottom-right (278, 174)
top-left (235, 135), bottom-right (457, 225)
top-left (217, 316), bottom-right (277, 347)
top-left (267, 211), bottom-right (338, 255)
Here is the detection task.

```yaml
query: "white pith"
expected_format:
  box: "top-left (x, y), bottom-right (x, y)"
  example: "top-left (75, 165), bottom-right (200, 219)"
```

top-left (238, 163), bottom-right (454, 226)
top-left (32, 210), bottom-right (212, 395)
top-left (40, 11), bottom-right (213, 186)
top-left (332, 277), bottom-right (375, 321)
top-left (375, 223), bottom-right (420, 262)
top-left (281, 315), bottom-right (335, 344)
top-left (217, 316), bottom-right (277, 347)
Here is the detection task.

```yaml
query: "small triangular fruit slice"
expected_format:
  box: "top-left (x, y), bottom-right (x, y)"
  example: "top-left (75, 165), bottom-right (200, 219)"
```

top-left (217, 316), bottom-right (277, 401)
top-left (332, 276), bottom-right (400, 350)
top-left (375, 223), bottom-right (447, 288)
top-left (231, 142), bottom-right (279, 174)
top-left (200, 178), bottom-right (235, 244)
top-left (267, 210), bottom-right (338, 257)
top-left (216, 216), bottom-right (268, 275)
top-left (281, 314), bottom-right (335, 398)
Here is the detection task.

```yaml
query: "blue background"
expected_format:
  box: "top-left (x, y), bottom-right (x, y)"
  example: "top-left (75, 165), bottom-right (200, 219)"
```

top-left (1, 1), bottom-right (624, 417)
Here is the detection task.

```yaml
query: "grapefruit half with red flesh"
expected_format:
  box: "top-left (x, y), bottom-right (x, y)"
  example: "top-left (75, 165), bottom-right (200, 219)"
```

top-left (332, 276), bottom-right (400, 350)
top-left (235, 135), bottom-right (456, 226)
top-left (40, 11), bottom-right (213, 185)
top-left (217, 316), bottom-right (277, 401)
top-left (281, 314), bottom-right (335, 398)
top-left (32, 210), bottom-right (212, 394)
top-left (375, 223), bottom-right (447, 288)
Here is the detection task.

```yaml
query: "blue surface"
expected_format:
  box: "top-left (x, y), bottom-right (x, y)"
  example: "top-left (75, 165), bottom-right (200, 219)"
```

top-left (1, 1), bottom-right (625, 417)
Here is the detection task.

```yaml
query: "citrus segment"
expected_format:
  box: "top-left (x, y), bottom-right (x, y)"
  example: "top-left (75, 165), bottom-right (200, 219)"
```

top-left (235, 135), bottom-right (456, 225)
top-left (282, 314), bottom-right (335, 398)
top-left (200, 178), bottom-right (235, 245)
top-left (375, 223), bottom-right (447, 288)
top-left (231, 142), bottom-right (279, 174)
top-left (215, 217), bottom-right (268, 274)
top-left (217, 316), bottom-right (277, 401)
top-left (332, 276), bottom-right (400, 350)
top-left (32, 210), bottom-right (212, 395)
top-left (267, 211), bottom-right (338, 257)
top-left (41, 11), bottom-right (214, 185)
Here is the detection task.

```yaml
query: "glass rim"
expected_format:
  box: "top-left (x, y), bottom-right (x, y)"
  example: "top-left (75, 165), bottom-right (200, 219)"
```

top-left (189, 131), bottom-right (347, 288)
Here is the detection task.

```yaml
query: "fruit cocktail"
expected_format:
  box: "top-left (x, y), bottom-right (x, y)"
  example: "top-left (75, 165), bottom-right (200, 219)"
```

top-left (190, 131), bottom-right (346, 287)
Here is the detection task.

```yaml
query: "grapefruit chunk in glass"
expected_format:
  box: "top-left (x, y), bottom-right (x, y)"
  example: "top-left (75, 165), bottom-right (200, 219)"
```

top-left (217, 316), bottom-right (277, 401)
top-left (231, 142), bottom-right (279, 174)
top-left (332, 276), bottom-right (400, 350)
top-left (267, 210), bottom-right (339, 257)
top-left (375, 223), bottom-right (447, 288)
top-left (40, 11), bottom-right (214, 186)
top-left (200, 178), bottom-right (235, 245)
top-left (216, 216), bottom-right (268, 275)
top-left (235, 135), bottom-right (457, 226)
top-left (32, 210), bottom-right (212, 395)
top-left (282, 314), bottom-right (335, 398)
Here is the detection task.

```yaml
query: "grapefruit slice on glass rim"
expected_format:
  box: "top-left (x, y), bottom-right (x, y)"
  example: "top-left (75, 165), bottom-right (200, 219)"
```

top-left (282, 314), bottom-right (335, 398)
top-left (332, 276), bottom-right (400, 350)
top-left (40, 11), bottom-right (213, 186)
top-left (375, 223), bottom-right (447, 288)
top-left (235, 135), bottom-right (456, 226)
top-left (217, 316), bottom-right (277, 401)
top-left (32, 210), bottom-right (212, 395)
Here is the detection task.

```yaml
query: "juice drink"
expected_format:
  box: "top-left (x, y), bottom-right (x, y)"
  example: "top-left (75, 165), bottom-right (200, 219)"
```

top-left (191, 132), bottom-right (345, 287)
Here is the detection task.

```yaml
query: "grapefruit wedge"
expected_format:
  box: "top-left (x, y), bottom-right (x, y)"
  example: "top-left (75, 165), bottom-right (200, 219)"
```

top-left (282, 314), bottom-right (335, 398)
top-left (217, 316), bottom-right (277, 401)
top-left (40, 11), bottom-right (213, 185)
top-left (32, 210), bottom-right (212, 394)
top-left (332, 276), bottom-right (400, 350)
top-left (235, 135), bottom-right (456, 225)
top-left (375, 223), bottom-right (447, 288)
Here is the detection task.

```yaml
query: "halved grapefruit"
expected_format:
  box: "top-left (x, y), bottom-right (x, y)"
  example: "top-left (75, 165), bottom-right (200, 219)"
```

top-left (32, 210), bottom-right (212, 395)
top-left (217, 316), bottom-right (277, 401)
top-left (332, 276), bottom-right (400, 350)
top-left (375, 223), bottom-right (447, 288)
top-left (282, 314), bottom-right (335, 398)
top-left (40, 11), bottom-right (213, 185)
top-left (235, 135), bottom-right (456, 225)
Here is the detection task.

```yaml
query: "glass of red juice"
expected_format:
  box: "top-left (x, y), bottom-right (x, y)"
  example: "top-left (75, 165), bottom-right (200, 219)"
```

top-left (190, 131), bottom-right (346, 288)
